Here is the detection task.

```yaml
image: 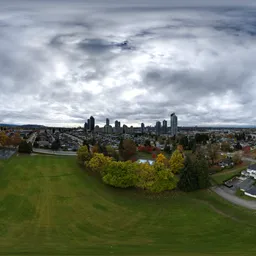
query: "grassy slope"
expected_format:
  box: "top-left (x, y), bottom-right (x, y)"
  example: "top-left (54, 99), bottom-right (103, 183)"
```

top-left (1, 156), bottom-right (256, 255)
top-left (211, 165), bottom-right (248, 185)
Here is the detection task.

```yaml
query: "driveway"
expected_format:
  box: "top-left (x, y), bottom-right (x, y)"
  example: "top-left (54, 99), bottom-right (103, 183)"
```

top-left (211, 186), bottom-right (256, 210)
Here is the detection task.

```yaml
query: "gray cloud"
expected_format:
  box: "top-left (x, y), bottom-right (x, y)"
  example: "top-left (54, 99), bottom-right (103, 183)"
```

top-left (0, 0), bottom-right (256, 127)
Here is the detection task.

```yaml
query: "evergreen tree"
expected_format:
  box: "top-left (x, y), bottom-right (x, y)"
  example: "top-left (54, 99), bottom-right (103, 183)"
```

top-left (195, 154), bottom-right (210, 189)
top-left (164, 142), bottom-right (171, 153)
top-left (179, 136), bottom-right (189, 149)
top-left (97, 143), bottom-right (107, 156)
top-left (172, 141), bottom-right (177, 152)
top-left (192, 141), bottom-right (197, 153)
top-left (18, 141), bottom-right (32, 153)
top-left (144, 139), bottom-right (151, 147)
top-left (178, 156), bottom-right (198, 192)
top-left (91, 136), bottom-right (96, 146)
top-left (51, 140), bottom-right (60, 151)
top-left (83, 140), bottom-right (90, 151)
top-left (119, 138), bottom-right (124, 156)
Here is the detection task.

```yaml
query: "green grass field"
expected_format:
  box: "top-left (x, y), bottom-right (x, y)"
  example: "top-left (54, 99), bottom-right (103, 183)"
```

top-left (1, 155), bottom-right (256, 255)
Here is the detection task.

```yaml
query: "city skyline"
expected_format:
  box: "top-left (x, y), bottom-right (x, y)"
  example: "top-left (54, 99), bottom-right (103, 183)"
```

top-left (84, 115), bottom-right (178, 130)
top-left (1, 0), bottom-right (256, 127)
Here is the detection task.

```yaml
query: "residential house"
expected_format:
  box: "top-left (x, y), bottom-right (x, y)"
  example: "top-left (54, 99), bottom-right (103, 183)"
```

top-left (245, 164), bottom-right (256, 179)
top-left (219, 158), bottom-right (234, 168)
top-left (244, 186), bottom-right (256, 198)
top-left (137, 159), bottom-right (155, 165)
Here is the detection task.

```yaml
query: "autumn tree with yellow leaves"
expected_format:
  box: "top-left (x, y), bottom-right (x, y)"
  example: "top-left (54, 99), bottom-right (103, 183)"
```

top-left (77, 145), bottom-right (91, 165)
top-left (86, 153), bottom-right (112, 175)
top-left (170, 150), bottom-right (184, 174)
top-left (156, 153), bottom-right (166, 164)
top-left (0, 132), bottom-right (8, 146)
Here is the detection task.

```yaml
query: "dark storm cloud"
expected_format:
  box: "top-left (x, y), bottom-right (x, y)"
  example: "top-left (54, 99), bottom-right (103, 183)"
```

top-left (1, 0), bottom-right (256, 126)
top-left (77, 39), bottom-right (133, 53)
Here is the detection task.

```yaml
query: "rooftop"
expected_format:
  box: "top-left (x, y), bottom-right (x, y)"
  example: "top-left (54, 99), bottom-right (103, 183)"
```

top-left (245, 186), bottom-right (256, 196)
top-left (137, 159), bottom-right (155, 166)
top-left (248, 164), bottom-right (256, 170)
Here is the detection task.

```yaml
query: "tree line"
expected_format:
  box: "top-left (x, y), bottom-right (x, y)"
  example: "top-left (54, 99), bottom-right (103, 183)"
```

top-left (77, 140), bottom-right (210, 193)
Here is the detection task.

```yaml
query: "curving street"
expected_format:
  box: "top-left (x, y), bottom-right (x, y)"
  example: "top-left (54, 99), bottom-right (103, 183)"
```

top-left (212, 186), bottom-right (256, 210)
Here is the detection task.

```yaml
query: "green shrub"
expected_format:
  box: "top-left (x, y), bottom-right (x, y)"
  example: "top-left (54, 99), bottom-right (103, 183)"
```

top-left (102, 161), bottom-right (138, 188)
top-left (77, 146), bottom-right (91, 164)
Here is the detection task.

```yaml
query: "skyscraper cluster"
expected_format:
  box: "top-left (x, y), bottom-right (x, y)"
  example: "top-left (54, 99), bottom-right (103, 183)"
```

top-left (84, 116), bottom-right (95, 132)
top-left (154, 114), bottom-right (178, 136)
top-left (84, 113), bottom-right (178, 136)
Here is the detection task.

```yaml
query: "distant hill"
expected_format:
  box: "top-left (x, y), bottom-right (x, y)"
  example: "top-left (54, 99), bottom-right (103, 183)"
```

top-left (20, 124), bottom-right (45, 128)
top-left (0, 123), bottom-right (18, 127)
top-left (0, 123), bottom-right (45, 128)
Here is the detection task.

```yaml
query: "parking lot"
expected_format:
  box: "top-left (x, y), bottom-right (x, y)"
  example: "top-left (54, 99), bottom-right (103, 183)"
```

top-left (224, 176), bottom-right (255, 192)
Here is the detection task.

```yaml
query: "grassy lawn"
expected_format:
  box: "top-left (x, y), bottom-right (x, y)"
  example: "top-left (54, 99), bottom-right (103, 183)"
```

top-left (1, 156), bottom-right (256, 255)
top-left (210, 165), bottom-right (248, 185)
top-left (136, 151), bottom-right (171, 160)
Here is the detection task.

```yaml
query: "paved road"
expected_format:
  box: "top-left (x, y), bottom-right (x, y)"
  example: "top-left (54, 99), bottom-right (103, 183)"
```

top-left (26, 132), bottom-right (37, 146)
top-left (211, 186), bottom-right (256, 210)
top-left (227, 152), bottom-right (255, 163)
top-left (33, 148), bottom-right (76, 156)
top-left (242, 157), bottom-right (256, 163)
top-left (63, 133), bottom-right (83, 146)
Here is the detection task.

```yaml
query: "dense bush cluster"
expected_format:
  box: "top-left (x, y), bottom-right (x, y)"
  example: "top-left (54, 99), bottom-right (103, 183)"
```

top-left (0, 132), bottom-right (22, 147)
top-left (78, 148), bottom-right (184, 193)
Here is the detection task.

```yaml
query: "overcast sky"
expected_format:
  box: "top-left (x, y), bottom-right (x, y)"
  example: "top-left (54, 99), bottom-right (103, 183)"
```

top-left (1, 0), bottom-right (256, 127)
